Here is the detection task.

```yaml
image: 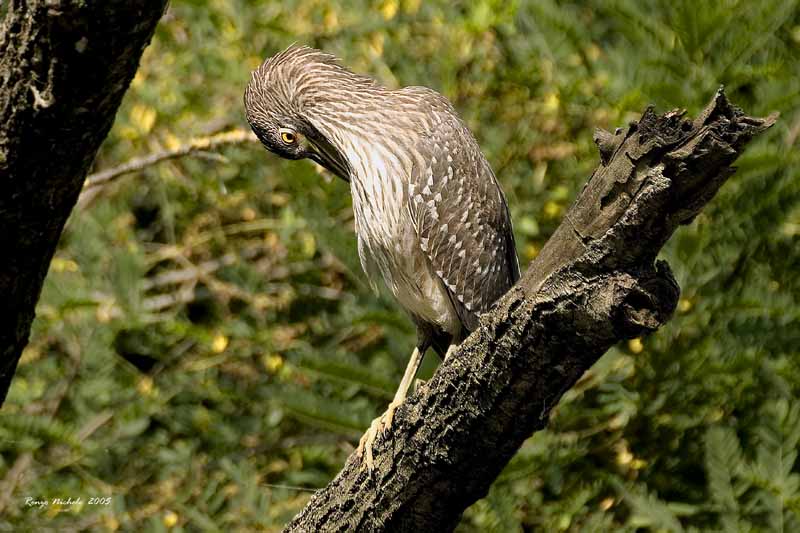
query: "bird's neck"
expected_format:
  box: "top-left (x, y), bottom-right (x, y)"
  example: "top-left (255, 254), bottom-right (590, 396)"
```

top-left (312, 104), bottom-right (423, 185)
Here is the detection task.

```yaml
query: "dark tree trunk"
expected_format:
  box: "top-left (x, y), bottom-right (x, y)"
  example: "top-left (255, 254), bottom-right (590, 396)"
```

top-left (0, 0), bottom-right (167, 405)
top-left (285, 91), bottom-right (776, 532)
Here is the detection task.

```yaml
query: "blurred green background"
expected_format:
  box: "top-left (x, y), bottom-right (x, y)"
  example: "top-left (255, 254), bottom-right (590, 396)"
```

top-left (2, 0), bottom-right (799, 531)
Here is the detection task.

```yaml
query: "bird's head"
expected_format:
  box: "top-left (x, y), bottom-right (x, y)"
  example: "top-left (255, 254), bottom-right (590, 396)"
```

top-left (244, 45), bottom-right (365, 181)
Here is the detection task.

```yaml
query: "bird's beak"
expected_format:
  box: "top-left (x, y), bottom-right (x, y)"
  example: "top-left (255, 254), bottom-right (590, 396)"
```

top-left (307, 137), bottom-right (350, 182)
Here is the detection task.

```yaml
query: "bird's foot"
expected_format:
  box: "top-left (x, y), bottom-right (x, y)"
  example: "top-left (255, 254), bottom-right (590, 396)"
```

top-left (356, 400), bottom-right (402, 471)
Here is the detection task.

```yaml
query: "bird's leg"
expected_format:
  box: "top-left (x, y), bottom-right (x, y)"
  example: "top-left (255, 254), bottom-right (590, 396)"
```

top-left (409, 344), bottom-right (457, 394)
top-left (357, 345), bottom-right (425, 470)
top-left (384, 346), bottom-right (426, 427)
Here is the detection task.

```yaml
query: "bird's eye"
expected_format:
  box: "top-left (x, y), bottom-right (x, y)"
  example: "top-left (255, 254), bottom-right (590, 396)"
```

top-left (279, 128), bottom-right (297, 144)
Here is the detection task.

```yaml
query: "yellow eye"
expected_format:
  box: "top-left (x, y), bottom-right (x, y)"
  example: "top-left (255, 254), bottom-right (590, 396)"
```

top-left (280, 129), bottom-right (296, 144)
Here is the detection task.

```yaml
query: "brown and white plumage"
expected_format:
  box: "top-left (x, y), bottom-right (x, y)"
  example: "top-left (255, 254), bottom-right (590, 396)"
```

top-left (244, 45), bottom-right (519, 468)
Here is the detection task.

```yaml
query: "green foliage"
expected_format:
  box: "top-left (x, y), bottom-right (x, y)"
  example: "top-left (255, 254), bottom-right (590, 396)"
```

top-left (2, 0), bottom-right (799, 530)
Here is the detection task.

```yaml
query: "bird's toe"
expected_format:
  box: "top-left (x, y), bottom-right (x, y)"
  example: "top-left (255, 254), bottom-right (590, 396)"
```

top-left (383, 399), bottom-right (402, 431)
top-left (357, 416), bottom-right (383, 471)
top-left (357, 401), bottom-right (406, 471)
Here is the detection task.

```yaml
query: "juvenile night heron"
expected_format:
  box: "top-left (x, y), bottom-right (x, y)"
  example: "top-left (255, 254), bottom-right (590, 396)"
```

top-left (244, 45), bottom-right (520, 468)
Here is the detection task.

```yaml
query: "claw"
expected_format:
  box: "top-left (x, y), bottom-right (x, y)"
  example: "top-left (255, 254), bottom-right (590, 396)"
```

top-left (356, 400), bottom-right (402, 471)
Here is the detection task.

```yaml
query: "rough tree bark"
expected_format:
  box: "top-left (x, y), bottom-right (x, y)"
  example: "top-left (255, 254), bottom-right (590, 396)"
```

top-left (286, 90), bottom-right (776, 532)
top-left (0, 1), bottom-right (167, 405)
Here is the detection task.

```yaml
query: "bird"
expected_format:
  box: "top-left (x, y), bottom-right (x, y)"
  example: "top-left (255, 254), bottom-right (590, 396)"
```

top-left (244, 45), bottom-right (520, 469)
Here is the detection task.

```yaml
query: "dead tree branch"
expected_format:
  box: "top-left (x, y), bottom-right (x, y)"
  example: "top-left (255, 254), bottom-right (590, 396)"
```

top-left (77, 128), bottom-right (259, 209)
top-left (285, 89), bottom-right (777, 532)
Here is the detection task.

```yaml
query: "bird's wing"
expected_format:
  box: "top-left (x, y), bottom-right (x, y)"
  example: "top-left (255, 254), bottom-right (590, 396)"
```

top-left (407, 98), bottom-right (520, 332)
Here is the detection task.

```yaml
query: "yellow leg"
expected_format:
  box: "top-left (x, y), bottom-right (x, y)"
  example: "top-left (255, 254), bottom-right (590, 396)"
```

top-left (357, 346), bottom-right (425, 470)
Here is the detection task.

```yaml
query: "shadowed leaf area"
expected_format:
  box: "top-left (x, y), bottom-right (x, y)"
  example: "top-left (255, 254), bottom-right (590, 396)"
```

top-left (2, 0), bottom-right (799, 531)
